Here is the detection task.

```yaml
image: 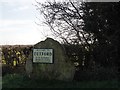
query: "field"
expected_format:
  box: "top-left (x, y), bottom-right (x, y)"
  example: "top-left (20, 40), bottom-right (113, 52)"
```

top-left (2, 74), bottom-right (119, 88)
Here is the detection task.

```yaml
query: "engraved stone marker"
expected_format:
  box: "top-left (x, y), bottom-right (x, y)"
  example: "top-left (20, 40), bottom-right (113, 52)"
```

top-left (25, 38), bottom-right (75, 81)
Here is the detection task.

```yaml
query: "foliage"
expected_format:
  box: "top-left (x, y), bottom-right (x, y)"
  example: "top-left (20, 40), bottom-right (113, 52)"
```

top-left (74, 65), bottom-right (118, 81)
top-left (2, 45), bottom-right (33, 76)
top-left (82, 2), bottom-right (120, 67)
top-left (36, 1), bottom-right (120, 69)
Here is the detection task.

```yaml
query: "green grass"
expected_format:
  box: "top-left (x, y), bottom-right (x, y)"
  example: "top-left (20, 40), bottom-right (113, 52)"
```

top-left (2, 74), bottom-right (119, 88)
top-left (0, 76), bottom-right (2, 89)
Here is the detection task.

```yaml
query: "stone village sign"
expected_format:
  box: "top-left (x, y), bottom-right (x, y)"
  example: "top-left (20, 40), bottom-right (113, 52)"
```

top-left (25, 38), bottom-right (75, 81)
top-left (33, 49), bottom-right (53, 63)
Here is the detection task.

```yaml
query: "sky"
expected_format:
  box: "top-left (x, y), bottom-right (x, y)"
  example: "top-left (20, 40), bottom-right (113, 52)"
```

top-left (0, 0), bottom-right (52, 45)
top-left (0, 0), bottom-right (119, 45)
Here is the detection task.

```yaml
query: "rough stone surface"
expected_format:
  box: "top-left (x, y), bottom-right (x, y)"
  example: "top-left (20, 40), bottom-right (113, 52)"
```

top-left (25, 38), bottom-right (75, 81)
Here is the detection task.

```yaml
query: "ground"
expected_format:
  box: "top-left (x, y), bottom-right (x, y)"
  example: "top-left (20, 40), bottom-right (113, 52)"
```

top-left (2, 73), bottom-right (119, 88)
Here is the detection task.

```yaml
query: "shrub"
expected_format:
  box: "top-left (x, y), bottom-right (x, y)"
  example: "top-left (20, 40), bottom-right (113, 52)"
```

top-left (74, 65), bottom-right (118, 81)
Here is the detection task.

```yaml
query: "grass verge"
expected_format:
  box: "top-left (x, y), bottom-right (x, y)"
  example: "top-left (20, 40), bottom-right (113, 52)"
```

top-left (2, 74), bottom-right (119, 88)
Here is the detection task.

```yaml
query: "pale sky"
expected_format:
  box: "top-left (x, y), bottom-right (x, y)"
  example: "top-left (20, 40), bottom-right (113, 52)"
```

top-left (0, 0), bottom-right (119, 45)
top-left (0, 0), bottom-right (53, 45)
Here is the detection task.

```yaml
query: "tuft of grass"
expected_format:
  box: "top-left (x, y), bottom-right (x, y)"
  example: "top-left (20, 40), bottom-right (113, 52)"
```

top-left (2, 74), bottom-right (119, 88)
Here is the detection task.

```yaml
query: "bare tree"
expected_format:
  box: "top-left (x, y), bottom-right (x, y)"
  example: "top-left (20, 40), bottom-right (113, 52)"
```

top-left (35, 1), bottom-right (99, 69)
top-left (35, 0), bottom-right (94, 47)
